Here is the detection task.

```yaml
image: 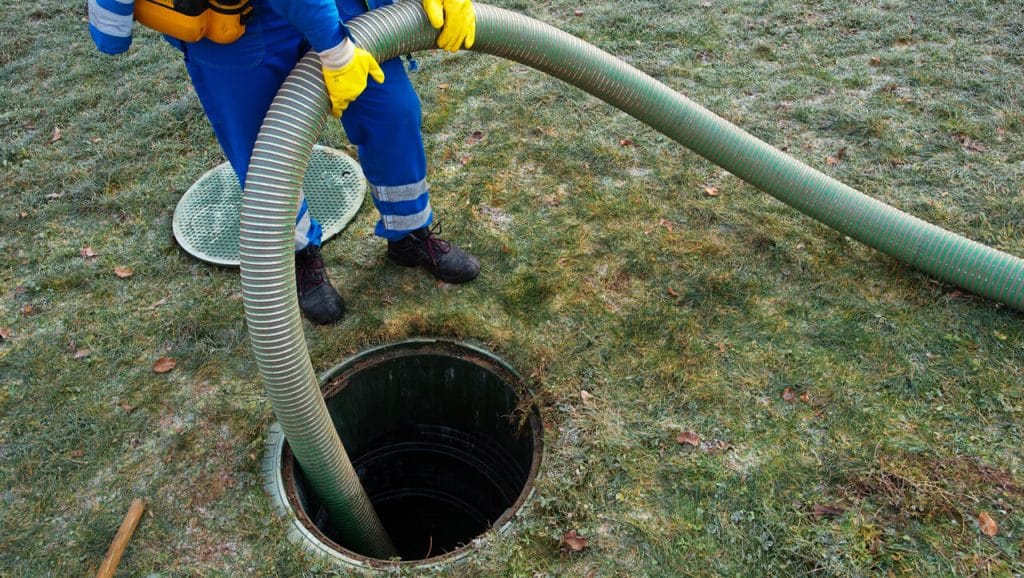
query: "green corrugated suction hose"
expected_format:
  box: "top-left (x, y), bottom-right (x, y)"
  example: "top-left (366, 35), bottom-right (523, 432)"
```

top-left (241, 2), bottom-right (1024, 560)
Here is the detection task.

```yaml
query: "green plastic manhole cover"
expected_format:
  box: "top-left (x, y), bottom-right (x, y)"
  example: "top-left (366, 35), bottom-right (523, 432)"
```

top-left (173, 145), bottom-right (365, 266)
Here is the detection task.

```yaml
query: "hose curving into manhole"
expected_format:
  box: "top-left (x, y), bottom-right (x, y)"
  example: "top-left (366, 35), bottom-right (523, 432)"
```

top-left (240, 2), bottom-right (1024, 559)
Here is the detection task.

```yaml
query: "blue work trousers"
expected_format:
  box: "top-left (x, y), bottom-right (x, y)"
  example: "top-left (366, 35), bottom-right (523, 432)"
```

top-left (174, 1), bottom-right (431, 249)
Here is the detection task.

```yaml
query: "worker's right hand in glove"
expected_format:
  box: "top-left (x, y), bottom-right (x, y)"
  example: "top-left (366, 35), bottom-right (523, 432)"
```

top-left (319, 39), bottom-right (385, 118)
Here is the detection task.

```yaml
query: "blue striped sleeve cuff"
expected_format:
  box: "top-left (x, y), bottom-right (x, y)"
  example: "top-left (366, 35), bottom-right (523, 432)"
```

top-left (89, 23), bottom-right (133, 54)
top-left (88, 0), bottom-right (134, 54)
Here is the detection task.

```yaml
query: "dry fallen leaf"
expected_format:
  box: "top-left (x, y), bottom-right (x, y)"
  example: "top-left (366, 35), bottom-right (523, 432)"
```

top-left (658, 218), bottom-right (673, 232)
top-left (869, 56), bottom-right (882, 66)
top-left (114, 266), bottom-right (134, 279)
top-left (966, 139), bottom-right (988, 152)
top-left (220, 472), bottom-right (238, 488)
top-left (956, 134), bottom-right (988, 152)
top-left (799, 391), bottom-right (810, 403)
top-left (152, 357), bottom-right (177, 373)
top-left (536, 125), bottom-right (559, 138)
top-left (580, 389), bottom-right (595, 407)
top-left (812, 504), bottom-right (845, 519)
top-left (676, 431), bottom-right (701, 447)
top-left (18, 211), bottom-right (28, 219)
top-left (666, 287), bottom-right (680, 298)
top-left (704, 186), bottom-right (719, 197)
top-left (21, 304), bottom-right (35, 316)
top-left (561, 530), bottom-right (588, 552)
top-left (73, 349), bottom-right (91, 360)
top-left (0, 327), bottom-right (12, 340)
top-left (438, 83), bottom-right (450, 91)
top-left (823, 145), bottom-right (850, 166)
top-left (466, 130), bottom-right (485, 144)
top-left (80, 246), bottom-right (97, 258)
top-left (573, 9), bottom-right (584, 16)
top-left (978, 512), bottom-right (998, 537)
top-left (619, 138), bottom-right (633, 147)
top-left (782, 387), bottom-right (798, 402)
top-left (50, 126), bottom-right (62, 143)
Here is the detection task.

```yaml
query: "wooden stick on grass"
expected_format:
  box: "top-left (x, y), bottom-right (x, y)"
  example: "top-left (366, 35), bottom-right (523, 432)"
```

top-left (96, 498), bottom-right (145, 578)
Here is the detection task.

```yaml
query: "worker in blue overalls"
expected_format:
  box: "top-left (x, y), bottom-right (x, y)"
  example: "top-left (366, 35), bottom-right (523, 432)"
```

top-left (88, 0), bottom-right (480, 325)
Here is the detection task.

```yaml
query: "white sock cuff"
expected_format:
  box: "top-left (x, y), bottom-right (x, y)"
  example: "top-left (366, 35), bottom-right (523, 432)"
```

top-left (318, 38), bottom-right (355, 69)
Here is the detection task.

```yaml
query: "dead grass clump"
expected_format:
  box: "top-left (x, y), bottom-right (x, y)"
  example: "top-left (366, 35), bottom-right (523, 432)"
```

top-left (841, 451), bottom-right (1022, 524)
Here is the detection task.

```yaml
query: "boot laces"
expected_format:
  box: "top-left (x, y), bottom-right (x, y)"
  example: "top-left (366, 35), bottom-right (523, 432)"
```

top-left (420, 223), bottom-right (451, 265)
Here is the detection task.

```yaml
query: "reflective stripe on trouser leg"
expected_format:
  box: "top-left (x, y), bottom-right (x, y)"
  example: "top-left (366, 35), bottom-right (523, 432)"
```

top-left (341, 58), bottom-right (430, 241)
top-left (294, 194), bottom-right (323, 250)
top-left (369, 179), bottom-right (432, 236)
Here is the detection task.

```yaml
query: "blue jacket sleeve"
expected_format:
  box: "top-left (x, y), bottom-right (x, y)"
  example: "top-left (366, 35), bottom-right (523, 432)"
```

top-left (266, 0), bottom-right (349, 52)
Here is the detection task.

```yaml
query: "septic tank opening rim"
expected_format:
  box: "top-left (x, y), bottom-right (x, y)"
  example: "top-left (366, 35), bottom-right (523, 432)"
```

top-left (275, 338), bottom-right (544, 568)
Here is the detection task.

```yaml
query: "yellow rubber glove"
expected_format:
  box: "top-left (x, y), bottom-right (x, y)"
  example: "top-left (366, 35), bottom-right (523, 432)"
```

top-left (319, 40), bottom-right (385, 118)
top-left (422, 0), bottom-right (476, 53)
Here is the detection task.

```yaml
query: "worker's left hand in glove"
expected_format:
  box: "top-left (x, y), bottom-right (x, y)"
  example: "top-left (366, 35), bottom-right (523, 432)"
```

top-left (422, 0), bottom-right (475, 52)
top-left (319, 39), bottom-right (385, 118)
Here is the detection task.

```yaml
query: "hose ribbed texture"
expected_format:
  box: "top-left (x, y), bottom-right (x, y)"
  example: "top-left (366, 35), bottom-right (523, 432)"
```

top-left (242, 3), bottom-right (1023, 559)
top-left (240, 56), bottom-right (396, 558)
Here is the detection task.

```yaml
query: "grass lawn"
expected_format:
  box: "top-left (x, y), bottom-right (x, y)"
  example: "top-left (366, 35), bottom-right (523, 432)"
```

top-left (2, 0), bottom-right (1023, 575)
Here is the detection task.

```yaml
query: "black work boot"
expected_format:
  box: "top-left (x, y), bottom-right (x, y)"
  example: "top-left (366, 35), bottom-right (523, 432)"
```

top-left (386, 225), bottom-right (480, 283)
top-left (295, 245), bottom-right (345, 325)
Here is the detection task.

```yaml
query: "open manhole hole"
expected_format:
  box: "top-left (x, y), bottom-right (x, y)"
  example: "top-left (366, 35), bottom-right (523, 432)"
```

top-left (263, 339), bottom-right (543, 569)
